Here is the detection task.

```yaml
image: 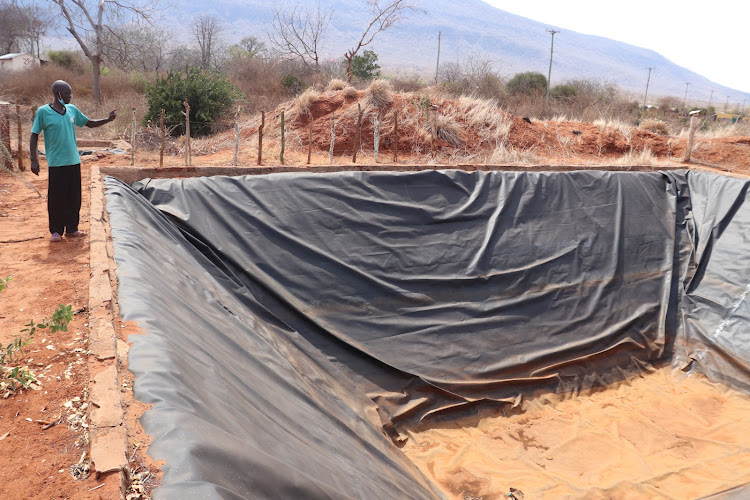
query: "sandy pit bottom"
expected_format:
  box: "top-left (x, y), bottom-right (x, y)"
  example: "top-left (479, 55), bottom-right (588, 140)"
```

top-left (402, 366), bottom-right (750, 499)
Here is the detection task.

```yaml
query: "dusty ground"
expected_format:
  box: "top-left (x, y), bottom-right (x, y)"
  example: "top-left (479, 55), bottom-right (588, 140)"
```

top-left (1, 92), bottom-right (749, 499)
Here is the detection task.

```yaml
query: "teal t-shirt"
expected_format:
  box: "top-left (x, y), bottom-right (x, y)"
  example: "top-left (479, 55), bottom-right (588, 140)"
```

top-left (31, 104), bottom-right (89, 167)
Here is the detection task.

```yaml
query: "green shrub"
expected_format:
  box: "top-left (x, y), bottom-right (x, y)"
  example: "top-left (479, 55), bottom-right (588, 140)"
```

top-left (350, 50), bottom-right (381, 81)
top-left (281, 74), bottom-right (302, 95)
top-left (47, 50), bottom-right (86, 73)
top-left (551, 84), bottom-right (576, 99)
top-left (507, 71), bottom-right (547, 95)
top-left (145, 68), bottom-right (238, 137)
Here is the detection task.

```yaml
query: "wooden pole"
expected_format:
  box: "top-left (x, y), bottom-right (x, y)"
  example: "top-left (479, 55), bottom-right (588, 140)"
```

top-left (393, 110), bottom-right (398, 163)
top-left (280, 111), bottom-right (285, 165)
top-left (683, 115), bottom-right (698, 162)
top-left (159, 108), bottom-right (165, 168)
top-left (373, 114), bottom-right (379, 163)
top-left (430, 106), bottom-right (437, 157)
top-left (307, 111), bottom-right (313, 165)
top-left (0, 105), bottom-right (10, 169)
top-left (131, 107), bottom-right (136, 166)
top-left (183, 99), bottom-right (191, 166)
top-left (233, 107), bottom-right (240, 166)
top-left (352, 103), bottom-right (362, 163)
top-left (15, 104), bottom-right (24, 171)
top-left (329, 112), bottom-right (335, 164)
top-left (257, 110), bottom-right (264, 165)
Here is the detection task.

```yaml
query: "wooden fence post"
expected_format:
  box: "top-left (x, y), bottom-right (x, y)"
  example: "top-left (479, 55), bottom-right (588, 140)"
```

top-left (307, 111), bottom-right (313, 164)
top-left (280, 111), bottom-right (285, 165)
top-left (131, 107), bottom-right (136, 166)
top-left (352, 103), bottom-right (362, 163)
top-left (234, 107), bottom-right (241, 166)
top-left (683, 116), bottom-right (698, 162)
top-left (329, 112), bottom-right (335, 164)
top-left (16, 105), bottom-right (24, 171)
top-left (393, 110), bottom-right (398, 163)
top-left (373, 114), bottom-right (380, 163)
top-left (257, 110), bottom-right (264, 165)
top-left (430, 105), bottom-right (437, 157)
top-left (183, 99), bottom-right (191, 166)
top-left (159, 109), bottom-right (165, 168)
top-left (0, 105), bottom-right (10, 169)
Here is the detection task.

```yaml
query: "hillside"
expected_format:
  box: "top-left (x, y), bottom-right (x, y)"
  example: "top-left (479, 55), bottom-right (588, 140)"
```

top-left (175, 0), bottom-right (749, 104)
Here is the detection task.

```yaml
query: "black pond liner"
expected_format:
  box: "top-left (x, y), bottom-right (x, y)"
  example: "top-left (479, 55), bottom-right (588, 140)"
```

top-left (104, 169), bottom-right (750, 499)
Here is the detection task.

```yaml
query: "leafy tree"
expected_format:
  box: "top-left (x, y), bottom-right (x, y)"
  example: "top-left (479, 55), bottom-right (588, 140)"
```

top-left (350, 49), bottom-right (381, 80)
top-left (145, 68), bottom-right (238, 137)
top-left (228, 36), bottom-right (266, 60)
top-left (507, 71), bottom-right (547, 95)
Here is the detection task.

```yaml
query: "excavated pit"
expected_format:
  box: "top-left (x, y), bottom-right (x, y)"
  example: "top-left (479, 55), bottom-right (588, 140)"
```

top-left (101, 165), bottom-right (750, 499)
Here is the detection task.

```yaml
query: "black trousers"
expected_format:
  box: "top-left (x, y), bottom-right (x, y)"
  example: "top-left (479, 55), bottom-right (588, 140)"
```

top-left (47, 164), bottom-right (81, 235)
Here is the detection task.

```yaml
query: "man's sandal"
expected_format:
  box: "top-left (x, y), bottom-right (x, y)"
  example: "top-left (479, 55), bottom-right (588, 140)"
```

top-left (66, 230), bottom-right (86, 238)
top-left (50, 232), bottom-right (62, 242)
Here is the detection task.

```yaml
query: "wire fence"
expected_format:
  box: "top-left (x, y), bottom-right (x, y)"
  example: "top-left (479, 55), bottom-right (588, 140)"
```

top-left (0, 100), bottom-right (408, 172)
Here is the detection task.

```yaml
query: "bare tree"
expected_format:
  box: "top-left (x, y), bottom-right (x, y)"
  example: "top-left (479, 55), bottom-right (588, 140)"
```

top-left (0, 1), bottom-right (27, 54)
top-left (269, 2), bottom-right (331, 74)
top-left (343, 0), bottom-right (422, 81)
top-left (0, 0), bottom-right (53, 58)
top-left (99, 22), bottom-right (170, 72)
top-left (51, 0), bottom-right (159, 103)
top-left (191, 14), bottom-right (223, 70)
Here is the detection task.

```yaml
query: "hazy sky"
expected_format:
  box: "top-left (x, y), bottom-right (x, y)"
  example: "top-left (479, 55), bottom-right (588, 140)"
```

top-left (484, 0), bottom-right (750, 95)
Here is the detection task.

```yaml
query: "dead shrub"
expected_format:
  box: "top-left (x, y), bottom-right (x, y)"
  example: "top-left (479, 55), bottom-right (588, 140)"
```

top-left (640, 118), bottom-right (670, 135)
top-left (366, 79), bottom-right (393, 108)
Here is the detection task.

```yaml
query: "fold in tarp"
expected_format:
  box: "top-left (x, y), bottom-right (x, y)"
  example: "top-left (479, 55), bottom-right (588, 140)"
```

top-left (105, 169), bottom-right (750, 499)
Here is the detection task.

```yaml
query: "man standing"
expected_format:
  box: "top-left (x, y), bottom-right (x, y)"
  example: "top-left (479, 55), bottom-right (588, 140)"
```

top-left (30, 80), bottom-right (116, 242)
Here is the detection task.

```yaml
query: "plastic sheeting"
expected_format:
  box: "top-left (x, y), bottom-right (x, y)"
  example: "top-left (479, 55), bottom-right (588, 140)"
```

top-left (104, 169), bottom-right (750, 499)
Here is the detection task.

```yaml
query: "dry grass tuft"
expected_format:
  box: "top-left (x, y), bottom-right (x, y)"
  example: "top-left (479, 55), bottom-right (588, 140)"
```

top-left (343, 86), bottom-right (359, 99)
top-left (291, 88), bottom-right (320, 118)
top-left (613, 146), bottom-right (660, 166)
top-left (435, 115), bottom-right (464, 147)
top-left (487, 144), bottom-right (539, 164)
top-left (366, 79), bottom-right (394, 108)
top-left (456, 96), bottom-right (512, 144)
top-left (326, 78), bottom-right (348, 91)
top-left (640, 119), bottom-right (670, 135)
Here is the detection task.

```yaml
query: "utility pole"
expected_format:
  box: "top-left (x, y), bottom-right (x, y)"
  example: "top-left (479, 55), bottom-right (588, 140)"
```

top-left (742, 99), bottom-right (746, 114)
top-left (708, 89), bottom-right (715, 111)
top-left (643, 67), bottom-right (653, 108)
top-left (434, 31), bottom-right (441, 84)
top-left (683, 82), bottom-right (690, 109)
top-left (545, 29), bottom-right (559, 106)
top-left (725, 95), bottom-right (730, 112)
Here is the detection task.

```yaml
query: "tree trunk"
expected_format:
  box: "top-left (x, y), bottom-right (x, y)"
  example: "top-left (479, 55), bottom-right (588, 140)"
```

top-left (92, 56), bottom-right (102, 104)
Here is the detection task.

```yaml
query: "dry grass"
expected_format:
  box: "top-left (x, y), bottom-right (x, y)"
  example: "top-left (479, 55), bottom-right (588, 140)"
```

top-left (366, 79), bottom-right (394, 108)
top-left (456, 96), bottom-right (512, 144)
top-left (326, 79), bottom-right (348, 91)
top-left (291, 88), bottom-right (320, 119)
top-left (612, 146), bottom-right (660, 166)
top-left (678, 120), bottom-right (750, 139)
top-left (487, 144), bottom-right (539, 164)
top-left (435, 114), bottom-right (464, 147)
top-left (639, 119), bottom-right (670, 135)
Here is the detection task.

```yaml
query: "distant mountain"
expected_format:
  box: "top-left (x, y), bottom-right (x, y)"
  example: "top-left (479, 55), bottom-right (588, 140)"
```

top-left (175, 0), bottom-right (748, 104)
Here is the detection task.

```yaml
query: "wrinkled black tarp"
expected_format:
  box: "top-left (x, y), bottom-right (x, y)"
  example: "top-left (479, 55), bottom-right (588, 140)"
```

top-left (104, 169), bottom-right (750, 499)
